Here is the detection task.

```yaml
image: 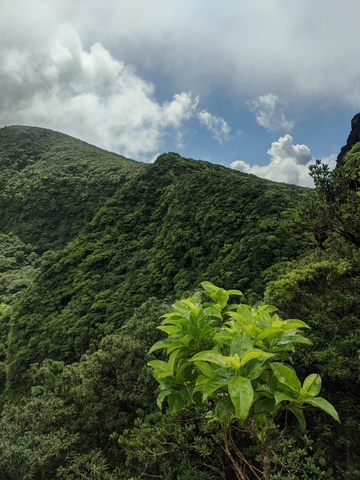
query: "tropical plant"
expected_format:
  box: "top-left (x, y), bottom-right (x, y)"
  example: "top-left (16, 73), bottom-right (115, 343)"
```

top-left (148, 282), bottom-right (339, 480)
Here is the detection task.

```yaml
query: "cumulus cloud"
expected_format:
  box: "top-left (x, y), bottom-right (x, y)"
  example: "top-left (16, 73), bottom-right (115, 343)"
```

top-left (1, 0), bottom-right (358, 170)
top-left (197, 110), bottom-right (231, 143)
top-left (0, 23), bottom-right (207, 159)
top-left (230, 135), bottom-right (316, 187)
top-left (247, 94), bottom-right (295, 132)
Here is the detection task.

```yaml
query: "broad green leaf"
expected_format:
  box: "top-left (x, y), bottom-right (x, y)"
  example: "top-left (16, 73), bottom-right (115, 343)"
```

top-left (175, 359), bottom-right (191, 380)
top-left (302, 373), bottom-right (322, 396)
top-left (147, 360), bottom-right (171, 379)
top-left (156, 389), bottom-right (171, 409)
top-left (226, 289), bottom-right (243, 296)
top-left (201, 281), bottom-right (219, 294)
top-left (274, 391), bottom-right (299, 404)
top-left (166, 340), bottom-right (188, 354)
top-left (148, 339), bottom-right (172, 353)
top-left (161, 317), bottom-right (189, 326)
top-left (201, 281), bottom-right (229, 307)
top-left (282, 319), bottom-right (311, 330)
top-left (168, 393), bottom-right (184, 413)
top-left (181, 334), bottom-right (190, 346)
top-left (213, 330), bottom-right (236, 345)
top-left (272, 318), bottom-right (285, 328)
top-left (269, 344), bottom-right (295, 353)
top-left (204, 305), bottom-right (223, 320)
top-left (193, 375), bottom-right (208, 394)
top-left (303, 396), bottom-right (340, 423)
top-left (240, 349), bottom-right (270, 367)
top-left (258, 304), bottom-right (278, 314)
top-left (237, 304), bottom-right (256, 322)
top-left (288, 406), bottom-right (306, 431)
top-left (230, 331), bottom-right (253, 357)
top-left (228, 375), bottom-right (254, 420)
top-left (181, 385), bottom-right (194, 403)
top-left (203, 376), bottom-right (228, 400)
top-left (179, 298), bottom-right (197, 310)
top-left (241, 358), bottom-right (266, 380)
top-left (157, 324), bottom-right (180, 335)
top-left (189, 306), bottom-right (202, 322)
top-left (258, 312), bottom-right (274, 328)
top-left (215, 396), bottom-right (234, 424)
top-left (190, 350), bottom-right (230, 369)
top-left (223, 353), bottom-right (241, 369)
top-left (194, 361), bottom-right (215, 377)
top-left (276, 335), bottom-right (312, 346)
top-left (226, 311), bottom-right (247, 326)
top-left (160, 312), bottom-right (183, 319)
top-left (168, 349), bottom-right (180, 375)
top-left (255, 328), bottom-right (281, 344)
top-left (270, 363), bottom-right (301, 393)
top-left (244, 324), bottom-right (256, 336)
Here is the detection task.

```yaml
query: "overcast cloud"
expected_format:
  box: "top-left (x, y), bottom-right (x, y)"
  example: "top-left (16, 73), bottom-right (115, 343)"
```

top-left (1, 0), bottom-right (359, 183)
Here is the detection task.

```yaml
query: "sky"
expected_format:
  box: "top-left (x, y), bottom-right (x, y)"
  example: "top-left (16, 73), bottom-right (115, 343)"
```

top-left (1, 0), bottom-right (360, 187)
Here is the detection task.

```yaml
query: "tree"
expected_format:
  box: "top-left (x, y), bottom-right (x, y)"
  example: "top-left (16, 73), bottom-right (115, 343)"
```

top-left (295, 144), bottom-right (360, 249)
top-left (148, 282), bottom-right (339, 480)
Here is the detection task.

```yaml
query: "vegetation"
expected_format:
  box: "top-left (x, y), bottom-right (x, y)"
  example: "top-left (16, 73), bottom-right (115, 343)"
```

top-left (148, 282), bottom-right (339, 479)
top-left (0, 126), bottom-right (143, 252)
top-left (6, 150), bottom-right (312, 395)
top-left (0, 125), bottom-right (358, 478)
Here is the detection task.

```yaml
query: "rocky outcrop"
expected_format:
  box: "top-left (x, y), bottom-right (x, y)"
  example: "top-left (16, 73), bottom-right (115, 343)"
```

top-left (337, 113), bottom-right (360, 166)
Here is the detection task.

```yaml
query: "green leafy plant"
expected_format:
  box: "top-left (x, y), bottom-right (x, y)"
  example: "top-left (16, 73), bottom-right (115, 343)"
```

top-left (148, 282), bottom-right (339, 480)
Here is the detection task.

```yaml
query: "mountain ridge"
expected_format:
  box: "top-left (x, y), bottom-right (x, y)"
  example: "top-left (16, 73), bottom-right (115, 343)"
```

top-left (0, 125), bottom-right (145, 251)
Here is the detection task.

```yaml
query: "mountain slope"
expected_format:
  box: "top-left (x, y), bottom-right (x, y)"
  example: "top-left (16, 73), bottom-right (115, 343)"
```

top-left (6, 152), bottom-right (314, 394)
top-left (0, 125), bottom-right (144, 252)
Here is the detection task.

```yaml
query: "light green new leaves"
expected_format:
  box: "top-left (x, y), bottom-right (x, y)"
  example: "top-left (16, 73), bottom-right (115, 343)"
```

top-left (190, 349), bottom-right (270, 371)
top-left (148, 281), bottom-right (339, 429)
top-left (301, 373), bottom-right (321, 396)
top-left (271, 364), bottom-right (340, 424)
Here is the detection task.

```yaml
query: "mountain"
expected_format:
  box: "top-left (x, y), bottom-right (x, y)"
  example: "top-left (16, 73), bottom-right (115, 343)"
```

top-left (0, 125), bottom-right (144, 252)
top-left (337, 112), bottom-right (360, 166)
top-left (0, 124), bottom-right (359, 478)
top-left (3, 143), bottom-right (314, 394)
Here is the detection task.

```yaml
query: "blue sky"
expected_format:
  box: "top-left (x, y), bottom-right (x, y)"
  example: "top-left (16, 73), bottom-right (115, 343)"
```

top-left (1, 0), bottom-right (359, 186)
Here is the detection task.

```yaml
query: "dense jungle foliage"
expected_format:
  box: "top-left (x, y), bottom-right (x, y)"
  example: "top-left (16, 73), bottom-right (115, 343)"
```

top-left (0, 125), bottom-right (359, 479)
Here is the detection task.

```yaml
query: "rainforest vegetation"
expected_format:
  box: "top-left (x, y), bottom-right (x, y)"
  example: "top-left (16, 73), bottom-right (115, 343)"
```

top-left (0, 124), bottom-right (359, 479)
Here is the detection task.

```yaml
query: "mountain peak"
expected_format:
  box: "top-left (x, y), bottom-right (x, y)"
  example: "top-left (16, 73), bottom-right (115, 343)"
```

top-left (337, 113), bottom-right (360, 166)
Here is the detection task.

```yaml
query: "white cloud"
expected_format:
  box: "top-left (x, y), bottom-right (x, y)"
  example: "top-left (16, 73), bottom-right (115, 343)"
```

top-left (57, 0), bottom-right (360, 108)
top-left (197, 110), bottom-right (231, 143)
top-left (230, 135), bottom-right (315, 187)
top-left (2, 0), bottom-right (360, 108)
top-left (0, 24), bottom-right (204, 159)
top-left (247, 94), bottom-right (295, 132)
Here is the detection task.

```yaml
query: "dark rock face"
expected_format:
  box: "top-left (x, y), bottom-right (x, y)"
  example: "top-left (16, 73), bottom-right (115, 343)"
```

top-left (337, 113), bottom-right (360, 166)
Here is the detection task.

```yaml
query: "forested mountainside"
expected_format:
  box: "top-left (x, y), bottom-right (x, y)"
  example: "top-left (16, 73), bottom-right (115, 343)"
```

top-left (0, 123), bottom-right (359, 479)
top-left (5, 150), bottom-right (313, 395)
top-left (0, 126), bottom-right (144, 252)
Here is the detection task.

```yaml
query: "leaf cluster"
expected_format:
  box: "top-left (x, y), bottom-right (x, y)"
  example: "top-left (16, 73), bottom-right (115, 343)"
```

top-left (149, 282), bottom-right (339, 430)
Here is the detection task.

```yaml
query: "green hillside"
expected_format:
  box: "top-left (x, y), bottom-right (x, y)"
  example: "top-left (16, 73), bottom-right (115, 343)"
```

top-left (6, 152), bottom-right (314, 394)
top-left (0, 126), bottom-right (359, 479)
top-left (0, 125), bottom-right (144, 252)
